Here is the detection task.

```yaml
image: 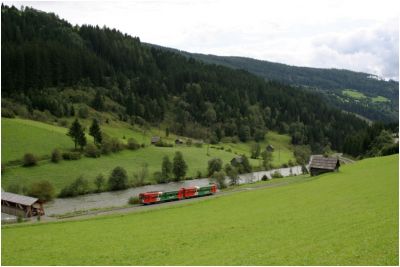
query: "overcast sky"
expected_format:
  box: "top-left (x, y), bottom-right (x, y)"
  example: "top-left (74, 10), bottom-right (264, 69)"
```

top-left (6, 0), bottom-right (400, 80)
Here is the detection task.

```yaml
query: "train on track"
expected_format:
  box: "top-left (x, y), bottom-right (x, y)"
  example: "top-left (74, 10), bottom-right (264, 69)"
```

top-left (138, 184), bottom-right (217, 204)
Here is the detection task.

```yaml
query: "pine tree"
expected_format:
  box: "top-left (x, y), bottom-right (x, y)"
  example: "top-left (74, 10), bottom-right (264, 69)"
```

top-left (92, 91), bottom-right (104, 111)
top-left (89, 119), bottom-right (102, 145)
top-left (67, 118), bottom-right (85, 149)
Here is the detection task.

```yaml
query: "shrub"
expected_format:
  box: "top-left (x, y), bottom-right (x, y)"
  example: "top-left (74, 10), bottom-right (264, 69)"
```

top-left (271, 171), bottom-right (283, 178)
top-left (210, 171), bottom-right (227, 189)
top-left (208, 158), bottom-right (223, 176)
top-left (153, 171), bottom-right (166, 184)
top-left (196, 170), bottom-right (203, 179)
top-left (85, 144), bottom-right (101, 158)
top-left (62, 151), bottom-right (81, 160)
top-left (51, 149), bottom-right (62, 163)
top-left (128, 196), bottom-right (140, 205)
top-left (59, 176), bottom-right (89, 197)
top-left (155, 140), bottom-right (173, 147)
top-left (261, 174), bottom-right (269, 181)
top-left (108, 166), bottom-right (128, 191)
top-left (23, 153), bottom-right (37, 167)
top-left (186, 139), bottom-right (192, 146)
top-left (28, 180), bottom-right (55, 201)
top-left (1, 108), bottom-right (15, 118)
top-left (127, 138), bottom-right (140, 150)
top-left (78, 106), bottom-right (89, 118)
top-left (94, 174), bottom-right (106, 192)
top-left (133, 163), bottom-right (149, 187)
top-left (102, 137), bottom-right (125, 154)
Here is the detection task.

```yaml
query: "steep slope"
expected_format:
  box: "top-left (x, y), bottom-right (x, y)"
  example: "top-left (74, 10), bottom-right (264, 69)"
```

top-left (149, 44), bottom-right (399, 122)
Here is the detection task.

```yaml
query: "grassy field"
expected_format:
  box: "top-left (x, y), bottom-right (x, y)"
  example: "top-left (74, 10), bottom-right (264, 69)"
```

top-left (2, 145), bottom-right (257, 192)
top-left (1, 118), bottom-right (73, 163)
top-left (342, 89), bottom-right (367, 99)
top-left (371, 95), bottom-right (390, 103)
top-left (1, 118), bottom-right (295, 192)
top-left (2, 154), bottom-right (398, 265)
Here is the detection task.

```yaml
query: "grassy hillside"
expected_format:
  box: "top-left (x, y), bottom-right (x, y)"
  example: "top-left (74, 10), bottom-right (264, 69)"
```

top-left (1, 118), bottom-right (295, 192)
top-left (1, 118), bottom-right (72, 163)
top-left (2, 155), bottom-right (398, 265)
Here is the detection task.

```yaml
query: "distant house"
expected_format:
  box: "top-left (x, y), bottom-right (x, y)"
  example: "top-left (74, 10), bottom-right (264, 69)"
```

top-left (309, 155), bottom-right (340, 176)
top-left (1, 192), bottom-right (45, 218)
top-left (230, 156), bottom-right (243, 166)
top-left (266, 144), bottom-right (274, 152)
top-left (175, 139), bottom-right (184, 145)
top-left (151, 136), bottom-right (160, 144)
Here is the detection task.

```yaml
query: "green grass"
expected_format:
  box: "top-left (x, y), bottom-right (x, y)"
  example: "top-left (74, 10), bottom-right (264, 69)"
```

top-left (371, 95), bottom-right (390, 103)
top-left (2, 155), bottom-right (398, 265)
top-left (342, 89), bottom-right (367, 99)
top-left (223, 131), bottom-right (295, 166)
top-left (1, 118), bottom-right (73, 163)
top-left (2, 145), bottom-right (258, 193)
top-left (1, 118), bottom-right (295, 192)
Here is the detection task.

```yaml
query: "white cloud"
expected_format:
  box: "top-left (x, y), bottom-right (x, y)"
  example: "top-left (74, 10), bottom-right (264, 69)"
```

top-left (5, 0), bottom-right (400, 80)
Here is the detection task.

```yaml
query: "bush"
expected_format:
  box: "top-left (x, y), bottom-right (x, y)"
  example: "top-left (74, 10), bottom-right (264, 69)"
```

top-left (208, 158), bottom-right (223, 176)
top-left (1, 108), bottom-right (15, 118)
top-left (127, 138), bottom-right (140, 150)
top-left (153, 171), bottom-right (166, 184)
top-left (85, 144), bottom-right (101, 158)
top-left (194, 142), bottom-right (203, 148)
top-left (62, 151), bottom-right (81, 160)
top-left (196, 170), bottom-right (203, 179)
top-left (271, 171), bottom-right (283, 178)
top-left (210, 171), bottom-right (227, 189)
top-left (78, 106), bottom-right (89, 118)
top-left (59, 176), bottom-right (89, 197)
top-left (94, 174), bottom-right (106, 192)
top-left (28, 180), bottom-right (55, 201)
top-left (261, 174), bottom-right (269, 181)
top-left (51, 149), bottom-right (62, 163)
top-left (155, 140), bottom-right (173, 147)
top-left (108, 166), bottom-right (128, 191)
top-left (133, 163), bottom-right (149, 187)
top-left (102, 137), bottom-right (125, 154)
top-left (23, 153), bottom-right (38, 167)
top-left (186, 139), bottom-right (192, 146)
top-left (128, 196), bottom-right (140, 205)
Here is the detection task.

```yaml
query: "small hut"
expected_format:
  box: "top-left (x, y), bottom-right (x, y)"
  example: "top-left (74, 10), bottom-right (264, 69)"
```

top-left (309, 156), bottom-right (340, 176)
top-left (266, 144), bottom-right (274, 152)
top-left (151, 136), bottom-right (161, 144)
top-left (1, 192), bottom-right (45, 217)
top-left (175, 139), bottom-right (184, 145)
top-left (230, 156), bottom-right (243, 166)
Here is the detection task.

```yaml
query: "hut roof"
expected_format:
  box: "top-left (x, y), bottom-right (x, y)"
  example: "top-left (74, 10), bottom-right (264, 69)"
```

top-left (1, 192), bottom-right (38, 206)
top-left (151, 136), bottom-right (160, 143)
top-left (310, 156), bottom-right (340, 170)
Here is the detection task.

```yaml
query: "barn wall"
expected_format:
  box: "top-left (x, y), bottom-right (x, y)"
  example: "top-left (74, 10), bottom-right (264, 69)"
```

top-left (1, 206), bottom-right (27, 217)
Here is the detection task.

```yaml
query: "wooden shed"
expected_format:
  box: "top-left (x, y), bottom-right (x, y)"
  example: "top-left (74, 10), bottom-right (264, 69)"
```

top-left (151, 136), bottom-right (161, 144)
top-left (230, 156), bottom-right (243, 166)
top-left (1, 192), bottom-right (45, 217)
top-left (309, 156), bottom-right (340, 176)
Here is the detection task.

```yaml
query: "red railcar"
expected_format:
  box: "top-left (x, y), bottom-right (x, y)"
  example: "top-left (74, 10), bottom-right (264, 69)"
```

top-left (138, 184), bottom-right (217, 205)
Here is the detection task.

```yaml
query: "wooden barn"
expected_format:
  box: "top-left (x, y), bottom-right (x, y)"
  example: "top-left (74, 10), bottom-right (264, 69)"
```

top-left (1, 192), bottom-right (45, 217)
top-left (151, 136), bottom-right (160, 144)
top-left (230, 156), bottom-right (243, 166)
top-left (309, 156), bottom-right (340, 176)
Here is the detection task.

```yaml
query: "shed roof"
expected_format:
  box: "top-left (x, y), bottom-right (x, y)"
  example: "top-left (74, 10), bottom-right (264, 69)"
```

top-left (151, 136), bottom-right (160, 142)
top-left (310, 156), bottom-right (340, 170)
top-left (1, 192), bottom-right (39, 206)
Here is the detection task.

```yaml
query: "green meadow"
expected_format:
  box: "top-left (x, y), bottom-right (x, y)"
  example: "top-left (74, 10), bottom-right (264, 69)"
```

top-left (342, 89), bottom-right (367, 99)
top-left (2, 154), bottom-right (398, 265)
top-left (1, 118), bottom-right (295, 193)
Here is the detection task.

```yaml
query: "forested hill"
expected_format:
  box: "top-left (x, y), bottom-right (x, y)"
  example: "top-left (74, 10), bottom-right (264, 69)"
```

top-left (1, 5), bottom-right (375, 155)
top-left (149, 44), bottom-right (399, 122)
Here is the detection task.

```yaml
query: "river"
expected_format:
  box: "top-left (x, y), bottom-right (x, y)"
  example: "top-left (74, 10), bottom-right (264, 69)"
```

top-left (44, 165), bottom-right (303, 215)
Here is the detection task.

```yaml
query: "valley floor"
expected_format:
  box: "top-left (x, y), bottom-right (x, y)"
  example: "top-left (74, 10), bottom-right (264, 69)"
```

top-left (1, 154), bottom-right (398, 265)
